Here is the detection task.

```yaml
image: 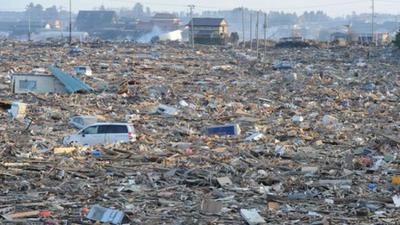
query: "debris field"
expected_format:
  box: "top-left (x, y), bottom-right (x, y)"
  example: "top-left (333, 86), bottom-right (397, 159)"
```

top-left (0, 41), bottom-right (400, 224)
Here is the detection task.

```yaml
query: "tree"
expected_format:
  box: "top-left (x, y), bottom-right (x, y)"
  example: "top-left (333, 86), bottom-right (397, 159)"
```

top-left (44, 6), bottom-right (58, 20)
top-left (25, 3), bottom-right (44, 20)
top-left (393, 31), bottom-right (400, 49)
top-left (27, 2), bottom-right (35, 10)
top-left (146, 7), bottom-right (151, 16)
top-left (34, 4), bottom-right (43, 13)
top-left (133, 3), bottom-right (144, 18)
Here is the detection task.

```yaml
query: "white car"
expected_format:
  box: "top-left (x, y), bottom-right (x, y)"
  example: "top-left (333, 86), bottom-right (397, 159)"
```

top-left (63, 123), bottom-right (136, 146)
top-left (74, 66), bottom-right (93, 76)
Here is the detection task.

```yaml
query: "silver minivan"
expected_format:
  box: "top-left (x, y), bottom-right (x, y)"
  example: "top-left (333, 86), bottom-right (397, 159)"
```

top-left (63, 123), bottom-right (136, 146)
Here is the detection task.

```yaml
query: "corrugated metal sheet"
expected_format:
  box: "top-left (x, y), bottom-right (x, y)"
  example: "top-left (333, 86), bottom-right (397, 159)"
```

top-left (86, 205), bottom-right (124, 224)
top-left (48, 65), bottom-right (93, 93)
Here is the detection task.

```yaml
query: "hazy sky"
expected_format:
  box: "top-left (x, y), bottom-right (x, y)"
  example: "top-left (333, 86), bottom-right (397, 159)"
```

top-left (1, 0), bottom-right (399, 16)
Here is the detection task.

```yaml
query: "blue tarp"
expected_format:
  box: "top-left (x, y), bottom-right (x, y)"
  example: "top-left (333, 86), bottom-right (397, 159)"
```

top-left (49, 65), bottom-right (93, 93)
top-left (206, 124), bottom-right (241, 136)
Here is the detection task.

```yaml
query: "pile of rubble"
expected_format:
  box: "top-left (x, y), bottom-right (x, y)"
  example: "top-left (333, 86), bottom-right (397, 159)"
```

top-left (0, 40), bottom-right (399, 224)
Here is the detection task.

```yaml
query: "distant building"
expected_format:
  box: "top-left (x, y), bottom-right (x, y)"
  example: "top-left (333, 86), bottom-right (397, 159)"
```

top-left (279, 37), bottom-right (304, 42)
top-left (330, 32), bottom-right (348, 42)
top-left (357, 32), bottom-right (391, 45)
top-left (0, 11), bottom-right (24, 32)
top-left (12, 21), bottom-right (44, 36)
top-left (76, 10), bottom-right (117, 32)
top-left (349, 24), bottom-right (392, 45)
top-left (151, 13), bottom-right (180, 31)
top-left (136, 20), bottom-right (154, 33)
top-left (0, 11), bottom-right (24, 22)
top-left (327, 32), bottom-right (350, 46)
top-left (188, 18), bottom-right (229, 45)
top-left (31, 31), bottom-right (89, 42)
top-left (276, 36), bottom-right (309, 47)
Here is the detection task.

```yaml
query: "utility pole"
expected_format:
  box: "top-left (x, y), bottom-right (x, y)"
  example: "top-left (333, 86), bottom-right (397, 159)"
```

top-left (242, 7), bottom-right (245, 50)
top-left (263, 12), bottom-right (267, 58)
top-left (371, 0), bottom-right (375, 46)
top-left (69, 0), bottom-right (72, 45)
top-left (59, 7), bottom-right (64, 40)
top-left (250, 13), bottom-right (253, 50)
top-left (28, 10), bottom-right (31, 41)
top-left (256, 11), bottom-right (259, 57)
top-left (188, 5), bottom-right (195, 49)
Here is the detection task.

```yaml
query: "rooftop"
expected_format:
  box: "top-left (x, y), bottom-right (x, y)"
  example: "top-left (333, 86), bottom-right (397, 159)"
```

top-left (189, 18), bottom-right (226, 27)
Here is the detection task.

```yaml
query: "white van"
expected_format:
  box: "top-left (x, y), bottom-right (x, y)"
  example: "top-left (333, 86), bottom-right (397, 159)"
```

top-left (74, 66), bottom-right (93, 76)
top-left (63, 123), bottom-right (136, 146)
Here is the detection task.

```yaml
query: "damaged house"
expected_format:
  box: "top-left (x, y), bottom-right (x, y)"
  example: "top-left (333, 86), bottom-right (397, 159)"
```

top-left (151, 13), bottom-right (180, 32)
top-left (11, 66), bottom-right (93, 94)
top-left (188, 18), bottom-right (229, 45)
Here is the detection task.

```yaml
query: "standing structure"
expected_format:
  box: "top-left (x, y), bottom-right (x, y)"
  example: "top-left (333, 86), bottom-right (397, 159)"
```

top-left (151, 13), bottom-right (180, 31)
top-left (11, 66), bottom-right (93, 94)
top-left (188, 18), bottom-right (229, 45)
